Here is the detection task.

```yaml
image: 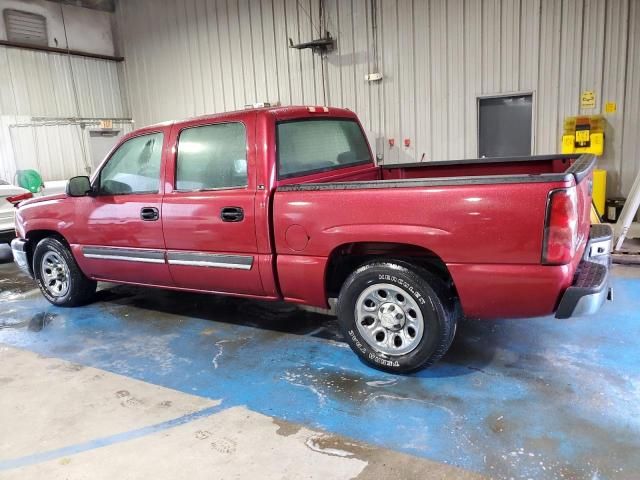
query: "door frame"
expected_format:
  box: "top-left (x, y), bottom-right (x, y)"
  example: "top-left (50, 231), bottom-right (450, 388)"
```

top-left (476, 90), bottom-right (536, 158)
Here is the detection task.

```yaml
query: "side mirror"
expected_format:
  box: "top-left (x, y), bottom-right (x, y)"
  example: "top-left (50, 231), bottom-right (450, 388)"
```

top-left (66, 176), bottom-right (92, 197)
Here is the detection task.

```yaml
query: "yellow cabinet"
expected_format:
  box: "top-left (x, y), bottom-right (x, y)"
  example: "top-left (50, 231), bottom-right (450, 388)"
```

top-left (561, 115), bottom-right (604, 156)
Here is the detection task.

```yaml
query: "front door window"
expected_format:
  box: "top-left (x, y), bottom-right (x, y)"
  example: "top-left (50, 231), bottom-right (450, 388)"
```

top-left (98, 133), bottom-right (163, 195)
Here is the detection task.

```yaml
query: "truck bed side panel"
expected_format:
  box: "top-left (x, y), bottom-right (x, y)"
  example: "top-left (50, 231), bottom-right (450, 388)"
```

top-left (273, 179), bottom-right (573, 315)
top-left (447, 261), bottom-right (577, 318)
top-left (274, 181), bottom-right (567, 264)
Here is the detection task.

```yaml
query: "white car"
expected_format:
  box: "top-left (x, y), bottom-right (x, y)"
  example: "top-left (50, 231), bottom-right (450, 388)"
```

top-left (0, 180), bottom-right (30, 244)
top-left (0, 178), bottom-right (69, 244)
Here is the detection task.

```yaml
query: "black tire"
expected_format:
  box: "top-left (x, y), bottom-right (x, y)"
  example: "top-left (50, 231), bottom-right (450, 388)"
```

top-left (33, 237), bottom-right (96, 307)
top-left (336, 259), bottom-right (458, 373)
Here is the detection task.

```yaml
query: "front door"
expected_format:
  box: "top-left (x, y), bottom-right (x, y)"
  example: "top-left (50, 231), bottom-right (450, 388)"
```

top-left (161, 118), bottom-right (263, 296)
top-left (72, 128), bottom-right (173, 286)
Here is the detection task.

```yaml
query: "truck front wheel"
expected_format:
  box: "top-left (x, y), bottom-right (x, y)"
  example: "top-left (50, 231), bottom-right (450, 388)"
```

top-left (33, 237), bottom-right (97, 307)
top-left (336, 260), bottom-right (457, 373)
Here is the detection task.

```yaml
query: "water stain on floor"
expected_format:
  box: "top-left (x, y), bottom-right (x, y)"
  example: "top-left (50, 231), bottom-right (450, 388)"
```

top-left (0, 312), bottom-right (55, 331)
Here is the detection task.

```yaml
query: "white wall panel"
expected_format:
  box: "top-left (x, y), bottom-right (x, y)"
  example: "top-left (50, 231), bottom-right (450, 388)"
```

top-left (580, 0), bottom-right (606, 114)
top-left (518, 0), bottom-right (540, 92)
top-left (379, 0), bottom-right (400, 163)
top-left (500, 0), bottom-right (520, 92)
top-left (558, 0), bottom-right (584, 129)
top-left (114, 0), bottom-right (640, 195)
top-left (621, 0), bottom-right (640, 197)
top-left (414, 0), bottom-right (431, 161)
top-left (447, 0), bottom-right (464, 160)
top-left (482, 0), bottom-right (501, 94)
top-left (463, 0), bottom-right (482, 158)
top-left (397, 0), bottom-right (415, 161)
top-left (0, 47), bottom-right (127, 118)
top-left (1, 118), bottom-right (134, 182)
top-left (601, 0), bottom-right (629, 194)
top-left (428, 0), bottom-right (448, 163)
top-left (0, 45), bottom-right (129, 183)
top-left (536, 0), bottom-right (562, 155)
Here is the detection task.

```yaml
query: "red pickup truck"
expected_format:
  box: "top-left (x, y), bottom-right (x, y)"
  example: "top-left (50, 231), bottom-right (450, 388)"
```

top-left (11, 106), bottom-right (612, 372)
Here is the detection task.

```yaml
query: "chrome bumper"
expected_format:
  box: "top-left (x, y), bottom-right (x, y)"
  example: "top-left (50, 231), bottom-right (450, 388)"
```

top-left (10, 238), bottom-right (32, 278)
top-left (556, 224), bottom-right (612, 319)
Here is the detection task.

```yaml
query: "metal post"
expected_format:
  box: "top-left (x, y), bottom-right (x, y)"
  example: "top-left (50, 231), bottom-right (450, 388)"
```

top-left (614, 169), bottom-right (640, 251)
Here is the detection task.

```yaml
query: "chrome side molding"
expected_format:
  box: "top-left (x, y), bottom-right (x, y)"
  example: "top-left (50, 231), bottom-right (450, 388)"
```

top-left (82, 246), bottom-right (165, 264)
top-left (167, 251), bottom-right (253, 270)
top-left (81, 246), bottom-right (254, 270)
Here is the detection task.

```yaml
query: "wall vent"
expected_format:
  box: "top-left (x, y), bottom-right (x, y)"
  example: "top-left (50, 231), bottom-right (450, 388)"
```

top-left (3, 9), bottom-right (48, 46)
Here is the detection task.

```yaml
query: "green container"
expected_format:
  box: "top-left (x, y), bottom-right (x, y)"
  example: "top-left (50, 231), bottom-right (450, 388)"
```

top-left (16, 169), bottom-right (44, 193)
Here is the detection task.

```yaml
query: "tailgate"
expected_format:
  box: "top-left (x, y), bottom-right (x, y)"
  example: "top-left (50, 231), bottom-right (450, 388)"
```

top-left (567, 155), bottom-right (597, 257)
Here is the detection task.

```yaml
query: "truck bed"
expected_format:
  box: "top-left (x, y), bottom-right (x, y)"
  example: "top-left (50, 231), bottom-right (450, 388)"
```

top-left (381, 153), bottom-right (582, 181)
top-left (278, 154), bottom-right (590, 190)
top-left (274, 154), bottom-right (595, 319)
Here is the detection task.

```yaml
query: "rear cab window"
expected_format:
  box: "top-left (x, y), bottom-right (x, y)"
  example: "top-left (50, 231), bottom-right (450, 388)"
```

top-left (276, 118), bottom-right (372, 179)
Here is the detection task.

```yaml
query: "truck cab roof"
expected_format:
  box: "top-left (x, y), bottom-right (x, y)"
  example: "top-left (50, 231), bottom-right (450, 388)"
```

top-left (142, 106), bottom-right (358, 132)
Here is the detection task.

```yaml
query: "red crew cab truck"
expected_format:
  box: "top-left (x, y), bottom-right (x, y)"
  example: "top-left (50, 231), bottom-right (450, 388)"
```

top-left (11, 106), bottom-right (612, 373)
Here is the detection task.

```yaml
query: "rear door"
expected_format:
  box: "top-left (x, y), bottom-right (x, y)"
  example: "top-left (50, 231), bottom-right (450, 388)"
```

top-left (161, 115), bottom-right (263, 296)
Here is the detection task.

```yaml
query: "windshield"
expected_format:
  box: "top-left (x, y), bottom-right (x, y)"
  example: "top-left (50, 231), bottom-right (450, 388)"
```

top-left (277, 118), bottom-right (372, 179)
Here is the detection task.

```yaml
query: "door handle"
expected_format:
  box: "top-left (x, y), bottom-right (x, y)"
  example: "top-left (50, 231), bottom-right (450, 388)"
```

top-left (140, 207), bottom-right (159, 221)
top-left (221, 206), bottom-right (244, 222)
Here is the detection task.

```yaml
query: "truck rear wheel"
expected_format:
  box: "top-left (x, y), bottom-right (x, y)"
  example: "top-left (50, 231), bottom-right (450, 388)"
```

top-left (33, 237), bottom-right (96, 307)
top-left (336, 260), bottom-right (457, 373)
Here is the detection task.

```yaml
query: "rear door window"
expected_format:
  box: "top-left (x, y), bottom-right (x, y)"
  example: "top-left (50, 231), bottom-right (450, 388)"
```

top-left (175, 123), bottom-right (247, 191)
top-left (276, 119), bottom-right (371, 179)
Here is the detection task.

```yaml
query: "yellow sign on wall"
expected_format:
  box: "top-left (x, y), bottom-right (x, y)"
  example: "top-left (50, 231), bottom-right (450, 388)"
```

top-left (605, 101), bottom-right (617, 113)
top-left (581, 91), bottom-right (596, 109)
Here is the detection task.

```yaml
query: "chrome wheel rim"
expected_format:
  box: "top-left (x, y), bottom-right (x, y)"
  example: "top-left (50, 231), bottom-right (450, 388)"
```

top-left (40, 251), bottom-right (70, 297)
top-left (355, 283), bottom-right (424, 356)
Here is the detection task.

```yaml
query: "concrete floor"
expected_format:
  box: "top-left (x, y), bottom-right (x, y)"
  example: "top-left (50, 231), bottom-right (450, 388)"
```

top-left (0, 245), bottom-right (639, 479)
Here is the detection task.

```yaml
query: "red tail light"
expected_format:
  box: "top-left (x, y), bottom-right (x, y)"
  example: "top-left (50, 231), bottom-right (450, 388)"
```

top-left (6, 192), bottom-right (33, 206)
top-left (542, 188), bottom-right (578, 265)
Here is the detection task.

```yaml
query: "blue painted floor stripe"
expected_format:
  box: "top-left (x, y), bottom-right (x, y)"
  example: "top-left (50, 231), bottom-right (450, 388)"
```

top-left (0, 404), bottom-right (226, 472)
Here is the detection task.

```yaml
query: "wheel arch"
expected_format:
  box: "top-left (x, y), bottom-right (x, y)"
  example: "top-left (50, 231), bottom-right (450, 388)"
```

top-left (24, 229), bottom-right (70, 275)
top-left (324, 241), bottom-right (457, 300)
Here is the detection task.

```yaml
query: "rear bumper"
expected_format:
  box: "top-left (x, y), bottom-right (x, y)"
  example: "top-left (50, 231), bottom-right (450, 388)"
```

top-left (555, 224), bottom-right (612, 319)
top-left (10, 238), bottom-right (32, 278)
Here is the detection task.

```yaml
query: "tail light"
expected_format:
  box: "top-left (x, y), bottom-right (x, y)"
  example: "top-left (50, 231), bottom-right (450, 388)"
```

top-left (6, 192), bottom-right (33, 206)
top-left (542, 188), bottom-right (578, 265)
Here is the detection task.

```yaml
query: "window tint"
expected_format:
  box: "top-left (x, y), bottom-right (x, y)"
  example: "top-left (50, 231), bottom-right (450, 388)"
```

top-left (176, 123), bottom-right (247, 191)
top-left (277, 119), bottom-right (371, 179)
top-left (99, 133), bottom-right (163, 195)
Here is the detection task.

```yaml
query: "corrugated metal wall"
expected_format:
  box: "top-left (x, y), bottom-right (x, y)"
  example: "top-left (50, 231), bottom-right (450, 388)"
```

top-left (115, 0), bottom-right (639, 196)
top-left (0, 46), bottom-right (130, 182)
top-left (5, 120), bottom-right (134, 181)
